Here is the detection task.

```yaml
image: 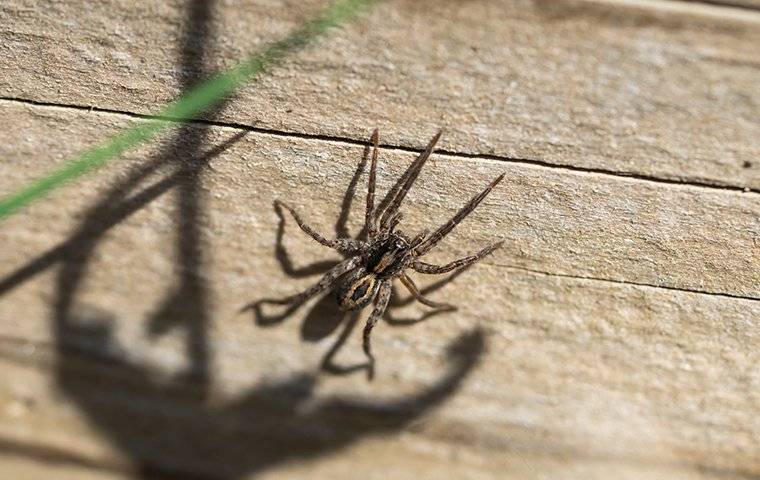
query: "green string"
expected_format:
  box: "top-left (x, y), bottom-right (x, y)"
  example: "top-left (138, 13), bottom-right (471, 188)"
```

top-left (0, 0), bottom-right (375, 220)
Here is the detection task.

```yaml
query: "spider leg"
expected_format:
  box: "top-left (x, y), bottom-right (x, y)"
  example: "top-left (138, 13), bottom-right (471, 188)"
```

top-left (412, 241), bottom-right (503, 275)
top-left (399, 273), bottom-right (456, 311)
top-left (409, 229), bottom-right (429, 249)
top-left (268, 256), bottom-right (361, 306)
top-left (362, 280), bottom-right (392, 378)
top-left (375, 131), bottom-right (441, 230)
top-left (386, 211), bottom-right (403, 233)
top-left (275, 200), bottom-right (364, 254)
top-left (414, 173), bottom-right (505, 256)
top-left (365, 129), bottom-right (379, 240)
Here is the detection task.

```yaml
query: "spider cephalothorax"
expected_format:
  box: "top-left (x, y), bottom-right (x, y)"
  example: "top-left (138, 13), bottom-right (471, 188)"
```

top-left (271, 130), bottom-right (504, 373)
top-left (335, 231), bottom-right (421, 311)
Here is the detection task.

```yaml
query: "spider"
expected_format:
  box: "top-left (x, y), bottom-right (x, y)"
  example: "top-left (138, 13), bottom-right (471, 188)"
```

top-left (270, 130), bottom-right (504, 374)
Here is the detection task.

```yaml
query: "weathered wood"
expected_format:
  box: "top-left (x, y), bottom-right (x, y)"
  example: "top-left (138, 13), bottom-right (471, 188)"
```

top-left (0, 103), bottom-right (758, 478)
top-left (0, 102), bottom-right (760, 298)
top-left (677, 0), bottom-right (760, 9)
top-left (2, 102), bottom-right (758, 297)
top-left (2, 0), bottom-right (760, 478)
top-left (1, 0), bottom-right (760, 189)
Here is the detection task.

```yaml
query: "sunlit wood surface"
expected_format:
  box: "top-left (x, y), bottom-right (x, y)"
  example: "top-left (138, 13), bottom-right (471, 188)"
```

top-left (0, 0), bottom-right (758, 478)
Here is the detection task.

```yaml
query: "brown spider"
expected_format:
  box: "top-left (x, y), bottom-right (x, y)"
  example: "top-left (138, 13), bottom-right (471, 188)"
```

top-left (270, 130), bottom-right (504, 373)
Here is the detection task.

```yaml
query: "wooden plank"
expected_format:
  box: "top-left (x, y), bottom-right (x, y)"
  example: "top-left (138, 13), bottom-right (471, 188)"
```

top-left (0, 103), bottom-right (758, 478)
top-left (0, 317), bottom-right (757, 480)
top-left (1, 102), bottom-right (757, 297)
top-left (1, 0), bottom-right (760, 189)
top-left (0, 451), bottom-right (129, 480)
top-left (678, 0), bottom-right (760, 10)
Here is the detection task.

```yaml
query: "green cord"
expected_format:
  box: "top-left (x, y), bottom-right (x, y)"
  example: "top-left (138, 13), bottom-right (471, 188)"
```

top-left (0, 0), bottom-right (375, 220)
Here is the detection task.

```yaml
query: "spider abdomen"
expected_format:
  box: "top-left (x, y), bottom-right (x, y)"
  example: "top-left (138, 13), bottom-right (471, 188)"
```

top-left (337, 269), bottom-right (379, 311)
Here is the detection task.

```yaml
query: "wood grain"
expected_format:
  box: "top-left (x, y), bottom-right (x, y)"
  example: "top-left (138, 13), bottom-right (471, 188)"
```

top-left (1, 0), bottom-right (760, 189)
top-left (677, 0), bottom-right (760, 10)
top-left (2, 0), bottom-right (760, 478)
top-left (0, 102), bottom-right (758, 479)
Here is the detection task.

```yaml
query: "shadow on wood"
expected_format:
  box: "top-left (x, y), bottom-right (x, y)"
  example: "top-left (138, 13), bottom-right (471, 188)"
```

top-left (0, 2), bottom-right (486, 478)
top-left (245, 130), bottom-right (480, 380)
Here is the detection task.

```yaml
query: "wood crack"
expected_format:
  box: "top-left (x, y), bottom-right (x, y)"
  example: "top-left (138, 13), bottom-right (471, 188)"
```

top-left (676, 0), bottom-right (760, 12)
top-left (487, 262), bottom-right (760, 302)
top-left (2, 96), bottom-right (758, 196)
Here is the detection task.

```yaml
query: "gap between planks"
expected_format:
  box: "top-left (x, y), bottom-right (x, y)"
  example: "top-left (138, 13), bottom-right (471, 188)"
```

top-left (487, 262), bottom-right (760, 303)
top-left (2, 96), bottom-right (759, 196)
top-left (687, 0), bottom-right (760, 12)
top-left (0, 435), bottom-right (223, 480)
top-left (0, 436), bottom-right (131, 478)
top-left (600, 0), bottom-right (760, 17)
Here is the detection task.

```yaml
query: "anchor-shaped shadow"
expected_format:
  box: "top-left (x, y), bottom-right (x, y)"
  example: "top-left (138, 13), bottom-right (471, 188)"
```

top-left (0, 1), bottom-right (487, 478)
top-left (46, 115), bottom-right (485, 478)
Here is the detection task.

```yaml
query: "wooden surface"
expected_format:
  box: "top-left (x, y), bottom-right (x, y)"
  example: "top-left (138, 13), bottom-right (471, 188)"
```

top-left (1, 0), bottom-right (759, 479)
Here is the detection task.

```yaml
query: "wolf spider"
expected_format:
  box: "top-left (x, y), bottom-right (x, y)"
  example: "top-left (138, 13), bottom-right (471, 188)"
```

top-left (269, 130), bottom-right (504, 373)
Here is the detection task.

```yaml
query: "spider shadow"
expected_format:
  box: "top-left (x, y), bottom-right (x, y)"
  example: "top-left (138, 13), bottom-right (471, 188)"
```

top-left (244, 143), bottom-right (477, 378)
top-left (0, 1), bottom-right (489, 478)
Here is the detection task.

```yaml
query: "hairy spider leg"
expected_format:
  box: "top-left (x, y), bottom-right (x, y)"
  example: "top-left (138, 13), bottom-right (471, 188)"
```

top-left (399, 273), bottom-right (456, 311)
top-left (365, 128), bottom-right (380, 239)
top-left (275, 200), bottom-right (364, 254)
top-left (386, 211), bottom-right (403, 234)
top-left (414, 173), bottom-right (505, 256)
top-left (375, 131), bottom-right (442, 231)
top-left (362, 280), bottom-right (392, 374)
top-left (268, 256), bottom-right (362, 305)
top-left (412, 241), bottom-right (503, 275)
top-left (408, 229), bottom-right (429, 249)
